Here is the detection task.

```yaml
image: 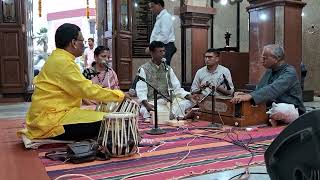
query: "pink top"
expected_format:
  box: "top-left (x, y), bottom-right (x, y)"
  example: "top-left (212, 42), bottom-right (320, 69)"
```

top-left (91, 69), bottom-right (120, 89)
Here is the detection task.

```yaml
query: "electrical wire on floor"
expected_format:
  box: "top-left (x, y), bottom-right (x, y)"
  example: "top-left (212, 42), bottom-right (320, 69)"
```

top-left (217, 111), bottom-right (225, 125)
top-left (190, 126), bottom-right (271, 180)
top-left (54, 173), bottom-right (94, 180)
top-left (228, 172), bottom-right (269, 180)
top-left (120, 135), bottom-right (200, 180)
top-left (54, 120), bottom-right (270, 180)
top-left (147, 141), bottom-right (166, 152)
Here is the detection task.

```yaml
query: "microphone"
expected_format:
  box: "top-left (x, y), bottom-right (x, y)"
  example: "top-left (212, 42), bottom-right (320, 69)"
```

top-left (134, 69), bottom-right (146, 82)
top-left (130, 68), bottom-right (142, 90)
top-left (136, 74), bottom-right (146, 82)
top-left (161, 58), bottom-right (169, 71)
top-left (222, 74), bottom-right (231, 90)
top-left (101, 60), bottom-right (110, 71)
top-left (88, 70), bottom-right (99, 75)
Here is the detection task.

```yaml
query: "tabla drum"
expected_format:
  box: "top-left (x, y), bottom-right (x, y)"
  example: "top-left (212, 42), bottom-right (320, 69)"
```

top-left (98, 112), bottom-right (139, 157)
top-left (96, 98), bottom-right (140, 114)
top-left (96, 102), bottom-right (121, 113)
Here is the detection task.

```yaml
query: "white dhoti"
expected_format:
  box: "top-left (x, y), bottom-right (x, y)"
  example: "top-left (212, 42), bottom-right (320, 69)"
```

top-left (140, 98), bottom-right (194, 119)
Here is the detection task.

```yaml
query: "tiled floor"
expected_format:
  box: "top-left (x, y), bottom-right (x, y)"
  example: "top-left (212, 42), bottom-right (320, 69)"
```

top-left (1, 97), bottom-right (320, 180)
top-left (0, 102), bottom-right (30, 119)
top-left (304, 96), bottom-right (320, 112)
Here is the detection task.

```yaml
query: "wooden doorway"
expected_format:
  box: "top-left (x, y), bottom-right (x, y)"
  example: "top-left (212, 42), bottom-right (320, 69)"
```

top-left (112, 0), bottom-right (133, 90)
top-left (0, 0), bottom-right (30, 101)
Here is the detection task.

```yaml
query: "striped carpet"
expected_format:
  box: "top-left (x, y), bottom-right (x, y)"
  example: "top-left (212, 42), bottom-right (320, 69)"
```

top-left (38, 121), bottom-right (284, 180)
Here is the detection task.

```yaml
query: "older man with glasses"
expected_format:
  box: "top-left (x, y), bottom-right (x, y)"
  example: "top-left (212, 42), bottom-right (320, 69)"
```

top-left (231, 44), bottom-right (306, 124)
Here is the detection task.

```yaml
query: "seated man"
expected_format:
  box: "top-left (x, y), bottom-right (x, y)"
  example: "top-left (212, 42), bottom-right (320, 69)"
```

top-left (191, 48), bottom-right (234, 98)
top-left (231, 44), bottom-right (306, 124)
top-left (82, 46), bottom-right (120, 105)
top-left (136, 41), bottom-right (196, 120)
top-left (18, 23), bottom-right (126, 140)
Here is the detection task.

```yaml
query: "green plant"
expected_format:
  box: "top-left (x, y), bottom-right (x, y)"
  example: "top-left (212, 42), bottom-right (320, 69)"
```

top-left (36, 27), bottom-right (48, 53)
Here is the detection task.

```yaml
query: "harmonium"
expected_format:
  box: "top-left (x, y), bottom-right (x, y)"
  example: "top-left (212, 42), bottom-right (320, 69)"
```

top-left (198, 95), bottom-right (268, 127)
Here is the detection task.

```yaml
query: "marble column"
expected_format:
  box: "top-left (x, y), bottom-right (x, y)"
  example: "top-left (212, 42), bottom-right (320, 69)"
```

top-left (179, 5), bottom-right (216, 86)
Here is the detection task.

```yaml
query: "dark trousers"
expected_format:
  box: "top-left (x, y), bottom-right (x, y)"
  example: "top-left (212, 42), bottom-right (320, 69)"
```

top-left (52, 121), bottom-right (101, 141)
top-left (164, 42), bottom-right (177, 66)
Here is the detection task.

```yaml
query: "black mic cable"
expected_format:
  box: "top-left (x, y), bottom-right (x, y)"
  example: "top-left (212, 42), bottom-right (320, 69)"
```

top-left (101, 60), bottom-right (110, 71)
top-left (222, 74), bottom-right (231, 90)
top-left (161, 58), bottom-right (169, 71)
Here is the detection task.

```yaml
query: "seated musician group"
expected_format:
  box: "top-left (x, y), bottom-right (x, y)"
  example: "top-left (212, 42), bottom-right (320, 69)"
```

top-left (19, 23), bottom-right (306, 141)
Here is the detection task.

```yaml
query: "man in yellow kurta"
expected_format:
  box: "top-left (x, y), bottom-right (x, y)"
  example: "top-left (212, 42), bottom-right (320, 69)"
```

top-left (19, 23), bottom-right (125, 140)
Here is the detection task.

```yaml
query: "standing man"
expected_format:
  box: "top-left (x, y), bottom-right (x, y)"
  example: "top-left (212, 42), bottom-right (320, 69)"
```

top-left (84, 37), bottom-right (95, 68)
top-left (231, 44), bottom-right (306, 115)
top-left (136, 41), bottom-right (196, 120)
top-left (191, 48), bottom-right (234, 97)
top-left (148, 0), bottom-right (176, 65)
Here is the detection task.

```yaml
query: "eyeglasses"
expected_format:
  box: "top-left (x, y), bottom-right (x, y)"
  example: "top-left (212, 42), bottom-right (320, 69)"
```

top-left (261, 55), bottom-right (275, 60)
top-left (261, 55), bottom-right (267, 60)
top-left (76, 39), bottom-right (84, 42)
top-left (205, 55), bottom-right (219, 59)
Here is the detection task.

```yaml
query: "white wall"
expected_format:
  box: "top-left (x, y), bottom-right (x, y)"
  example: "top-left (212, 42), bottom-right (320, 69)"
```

top-left (33, 0), bottom-right (97, 53)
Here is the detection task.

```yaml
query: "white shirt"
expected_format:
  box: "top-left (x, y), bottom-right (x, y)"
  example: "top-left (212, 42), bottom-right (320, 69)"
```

top-left (34, 59), bottom-right (45, 71)
top-left (150, 9), bottom-right (175, 44)
top-left (136, 65), bottom-right (189, 103)
top-left (191, 65), bottom-right (235, 96)
top-left (75, 57), bottom-right (84, 73)
top-left (84, 47), bottom-right (95, 68)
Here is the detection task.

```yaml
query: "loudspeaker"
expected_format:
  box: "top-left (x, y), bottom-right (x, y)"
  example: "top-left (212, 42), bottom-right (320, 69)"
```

top-left (265, 110), bottom-right (320, 180)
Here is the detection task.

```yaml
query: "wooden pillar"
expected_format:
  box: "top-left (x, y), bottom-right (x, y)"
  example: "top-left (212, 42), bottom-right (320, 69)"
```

top-left (180, 6), bottom-right (216, 86)
top-left (247, 0), bottom-right (306, 84)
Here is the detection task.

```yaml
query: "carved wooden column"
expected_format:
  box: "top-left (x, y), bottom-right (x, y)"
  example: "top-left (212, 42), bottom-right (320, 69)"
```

top-left (180, 5), bottom-right (216, 86)
top-left (247, 0), bottom-right (306, 84)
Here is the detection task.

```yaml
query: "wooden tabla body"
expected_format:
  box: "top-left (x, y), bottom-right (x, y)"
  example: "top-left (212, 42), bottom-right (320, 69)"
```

top-left (98, 112), bottom-right (139, 157)
top-left (199, 95), bottom-right (268, 127)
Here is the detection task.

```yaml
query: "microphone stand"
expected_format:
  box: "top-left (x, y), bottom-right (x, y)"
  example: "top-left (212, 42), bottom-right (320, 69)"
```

top-left (138, 76), bottom-right (171, 135)
top-left (169, 88), bottom-right (175, 120)
top-left (206, 86), bottom-right (222, 128)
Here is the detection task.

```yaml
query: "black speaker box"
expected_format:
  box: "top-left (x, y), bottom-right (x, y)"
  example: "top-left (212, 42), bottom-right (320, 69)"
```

top-left (265, 110), bottom-right (320, 180)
